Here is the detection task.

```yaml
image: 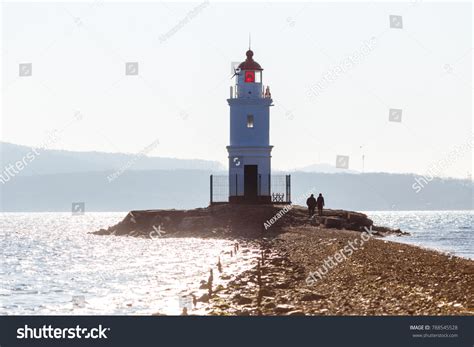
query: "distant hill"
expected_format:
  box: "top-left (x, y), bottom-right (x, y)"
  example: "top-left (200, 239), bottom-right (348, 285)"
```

top-left (292, 163), bottom-right (358, 174)
top-left (1, 170), bottom-right (472, 212)
top-left (1, 141), bottom-right (472, 212)
top-left (0, 142), bottom-right (224, 176)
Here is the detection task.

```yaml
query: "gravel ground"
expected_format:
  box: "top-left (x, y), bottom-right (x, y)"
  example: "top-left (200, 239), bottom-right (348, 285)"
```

top-left (206, 226), bottom-right (474, 316)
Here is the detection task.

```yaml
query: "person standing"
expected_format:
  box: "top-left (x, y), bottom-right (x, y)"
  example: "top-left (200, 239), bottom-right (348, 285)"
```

top-left (316, 193), bottom-right (325, 216)
top-left (306, 194), bottom-right (317, 217)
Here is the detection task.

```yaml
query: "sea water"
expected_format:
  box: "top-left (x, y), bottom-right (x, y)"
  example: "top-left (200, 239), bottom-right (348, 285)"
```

top-left (0, 212), bottom-right (259, 315)
top-left (367, 210), bottom-right (473, 259)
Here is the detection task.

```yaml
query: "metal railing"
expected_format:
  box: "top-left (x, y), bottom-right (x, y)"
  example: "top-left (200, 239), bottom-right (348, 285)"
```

top-left (210, 174), bottom-right (291, 204)
top-left (229, 85), bottom-right (271, 99)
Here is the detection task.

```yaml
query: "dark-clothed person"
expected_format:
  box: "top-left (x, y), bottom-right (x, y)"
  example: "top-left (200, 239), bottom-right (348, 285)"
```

top-left (306, 194), bottom-right (317, 216)
top-left (316, 193), bottom-right (325, 216)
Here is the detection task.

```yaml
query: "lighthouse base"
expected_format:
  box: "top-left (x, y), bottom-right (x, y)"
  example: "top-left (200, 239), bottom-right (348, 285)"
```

top-left (229, 195), bottom-right (272, 204)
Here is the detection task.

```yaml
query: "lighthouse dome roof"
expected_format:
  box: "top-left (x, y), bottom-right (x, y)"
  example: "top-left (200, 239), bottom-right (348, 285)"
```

top-left (238, 50), bottom-right (263, 71)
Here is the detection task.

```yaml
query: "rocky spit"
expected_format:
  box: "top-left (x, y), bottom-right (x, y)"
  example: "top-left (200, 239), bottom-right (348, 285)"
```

top-left (92, 204), bottom-right (473, 316)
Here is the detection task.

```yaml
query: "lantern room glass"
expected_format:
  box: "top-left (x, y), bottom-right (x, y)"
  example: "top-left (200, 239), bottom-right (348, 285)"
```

top-left (244, 70), bottom-right (262, 83)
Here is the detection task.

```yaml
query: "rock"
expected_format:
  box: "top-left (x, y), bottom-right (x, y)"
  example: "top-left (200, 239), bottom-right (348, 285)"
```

top-left (270, 258), bottom-right (285, 265)
top-left (178, 216), bottom-right (213, 231)
top-left (264, 302), bottom-right (276, 309)
top-left (323, 217), bottom-right (345, 229)
top-left (259, 288), bottom-right (275, 297)
top-left (214, 284), bottom-right (225, 292)
top-left (197, 294), bottom-right (210, 302)
top-left (347, 213), bottom-right (372, 228)
top-left (372, 225), bottom-right (409, 236)
top-left (274, 304), bottom-right (294, 313)
top-left (93, 205), bottom-right (406, 240)
top-left (93, 228), bottom-right (109, 235)
top-left (300, 293), bottom-right (326, 301)
top-left (274, 282), bottom-right (291, 289)
top-left (233, 294), bottom-right (253, 305)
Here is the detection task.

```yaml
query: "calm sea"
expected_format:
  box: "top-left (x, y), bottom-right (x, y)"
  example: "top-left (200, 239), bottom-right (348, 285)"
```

top-left (0, 212), bottom-right (259, 315)
top-left (367, 210), bottom-right (473, 260)
top-left (1, 210), bottom-right (472, 315)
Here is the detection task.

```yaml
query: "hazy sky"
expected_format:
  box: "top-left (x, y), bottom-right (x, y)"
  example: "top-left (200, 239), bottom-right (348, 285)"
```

top-left (1, 1), bottom-right (472, 178)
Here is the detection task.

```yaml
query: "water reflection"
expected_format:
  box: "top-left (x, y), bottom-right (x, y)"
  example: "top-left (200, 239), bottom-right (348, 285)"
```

top-left (0, 213), bottom-right (258, 315)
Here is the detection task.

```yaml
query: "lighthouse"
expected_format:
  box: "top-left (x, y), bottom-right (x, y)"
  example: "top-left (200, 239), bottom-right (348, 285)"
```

top-left (227, 49), bottom-right (273, 203)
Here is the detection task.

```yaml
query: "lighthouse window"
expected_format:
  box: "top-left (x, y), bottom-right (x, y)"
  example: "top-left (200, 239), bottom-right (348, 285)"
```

top-left (247, 115), bottom-right (254, 128)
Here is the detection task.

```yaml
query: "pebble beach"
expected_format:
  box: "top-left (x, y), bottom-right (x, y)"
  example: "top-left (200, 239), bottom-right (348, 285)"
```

top-left (94, 204), bottom-right (474, 316)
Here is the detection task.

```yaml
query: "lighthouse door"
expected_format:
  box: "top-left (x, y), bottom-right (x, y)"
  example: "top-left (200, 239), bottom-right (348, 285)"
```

top-left (244, 165), bottom-right (258, 201)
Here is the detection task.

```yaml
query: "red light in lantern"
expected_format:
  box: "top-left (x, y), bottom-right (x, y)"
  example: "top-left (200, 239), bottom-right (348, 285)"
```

top-left (244, 71), bottom-right (255, 83)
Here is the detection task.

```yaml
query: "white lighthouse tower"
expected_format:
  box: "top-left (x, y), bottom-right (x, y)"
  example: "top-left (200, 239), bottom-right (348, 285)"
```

top-left (227, 49), bottom-right (273, 203)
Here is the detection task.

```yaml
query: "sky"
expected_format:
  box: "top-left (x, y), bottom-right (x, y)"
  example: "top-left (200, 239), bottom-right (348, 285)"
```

top-left (1, 1), bottom-right (472, 179)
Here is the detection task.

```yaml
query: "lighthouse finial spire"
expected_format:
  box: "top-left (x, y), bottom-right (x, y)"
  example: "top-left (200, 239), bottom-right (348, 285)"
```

top-left (249, 33), bottom-right (251, 50)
